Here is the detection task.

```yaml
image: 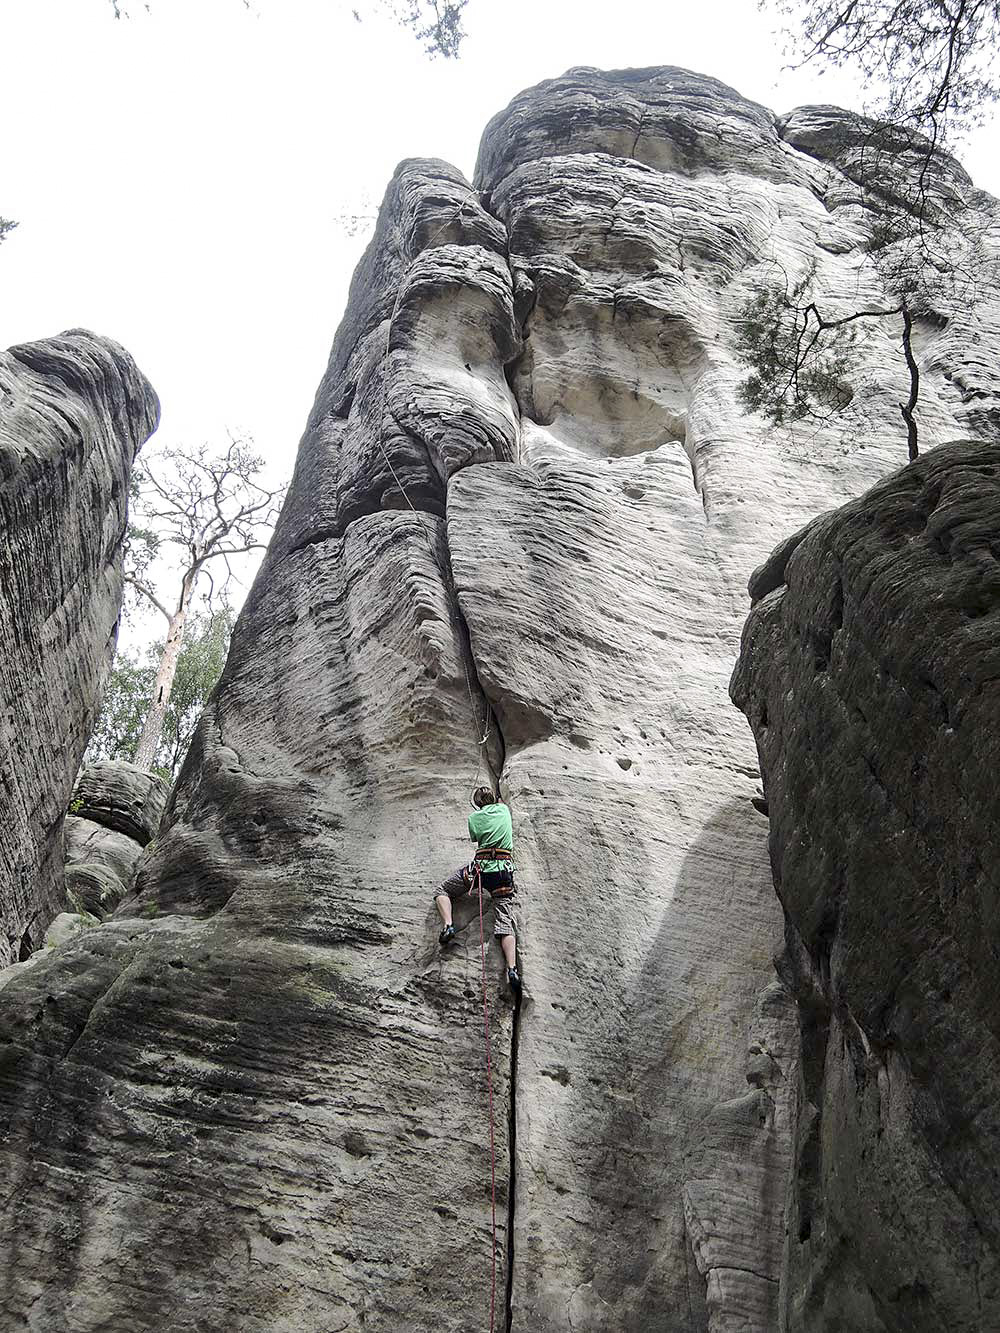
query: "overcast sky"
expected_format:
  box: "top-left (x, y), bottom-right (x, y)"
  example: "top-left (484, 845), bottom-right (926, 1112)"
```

top-left (3, 0), bottom-right (997, 644)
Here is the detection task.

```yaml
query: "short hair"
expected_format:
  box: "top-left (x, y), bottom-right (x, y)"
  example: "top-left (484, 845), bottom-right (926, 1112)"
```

top-left (472, 786), bottom-right (495, 808)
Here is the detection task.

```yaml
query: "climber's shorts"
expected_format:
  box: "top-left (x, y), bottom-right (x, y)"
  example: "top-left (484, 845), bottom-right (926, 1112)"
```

top-left (435, 865), bottom-right (519, 938)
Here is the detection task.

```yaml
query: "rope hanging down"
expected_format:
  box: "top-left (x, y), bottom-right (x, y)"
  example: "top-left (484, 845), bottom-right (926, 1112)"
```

top-left (475, 864), bottom-right (499, 1333)
top-left (373, 201), bottom-right (501, 1327)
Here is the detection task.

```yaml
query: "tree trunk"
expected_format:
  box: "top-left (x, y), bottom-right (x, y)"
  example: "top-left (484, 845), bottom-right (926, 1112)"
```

top-left (899, 305), bottom-right (920, 461)
top-left (133, 571), bottom-right (196, 771)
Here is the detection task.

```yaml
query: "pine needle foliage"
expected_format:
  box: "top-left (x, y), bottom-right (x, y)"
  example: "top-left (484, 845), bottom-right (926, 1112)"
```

top-left (736, 264), bottom-right (859, 427)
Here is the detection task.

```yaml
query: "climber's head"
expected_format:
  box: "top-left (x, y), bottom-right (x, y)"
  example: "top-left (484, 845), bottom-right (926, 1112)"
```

top-left (472, 786), bottom-right (495, 809)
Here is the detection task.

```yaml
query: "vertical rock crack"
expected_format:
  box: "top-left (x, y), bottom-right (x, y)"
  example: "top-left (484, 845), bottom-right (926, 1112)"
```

top-left (505, 984), bottom-right (521, 1332)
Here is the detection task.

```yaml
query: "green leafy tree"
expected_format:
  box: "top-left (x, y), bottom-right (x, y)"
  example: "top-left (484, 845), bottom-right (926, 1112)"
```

top-left (736, 255), bottom-right (925, 458)
top-left (88, 608), bottom-right (236, 781)
top-left (158, 606), bottom-right (235, 778)
top-left (734, 142), bottom-right (996, 458)
top-left (87, 656), bottom-right (156, 770)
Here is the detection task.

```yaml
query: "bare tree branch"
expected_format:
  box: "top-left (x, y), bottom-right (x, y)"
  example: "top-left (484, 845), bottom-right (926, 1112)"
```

top-left (125, 434), bottom-right (287, 769)
top-left (123, 575), bottom-right (171, 621)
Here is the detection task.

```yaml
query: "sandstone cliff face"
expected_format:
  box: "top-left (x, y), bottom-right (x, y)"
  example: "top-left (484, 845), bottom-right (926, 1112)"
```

top-left (0, 332), bottom-right (159, 965)
top-left (65, 762), bottom-right (168, 918)
top-left (732, 439), bottom-right (1000, 1333)
top-left (0, 69), bottom-right (997, 1332)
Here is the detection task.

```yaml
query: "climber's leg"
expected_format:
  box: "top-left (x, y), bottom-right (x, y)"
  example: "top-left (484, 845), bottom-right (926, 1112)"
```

top-left (500, 933), bottom-right (516, 970)
top-left (435, 866), bottom-right (469, 945)
top-left (492, 889), bottom-right (521, 990)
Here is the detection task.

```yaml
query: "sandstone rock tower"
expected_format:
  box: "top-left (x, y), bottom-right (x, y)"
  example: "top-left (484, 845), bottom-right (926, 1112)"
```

top-left (1, 68), bottom-right (997, 1332)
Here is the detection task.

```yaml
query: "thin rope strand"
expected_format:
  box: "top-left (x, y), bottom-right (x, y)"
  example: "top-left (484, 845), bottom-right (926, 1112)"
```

top-left (376, 201), bottom-right (500, 1333)
top-left (477, 866), bottom-right (499, 1333)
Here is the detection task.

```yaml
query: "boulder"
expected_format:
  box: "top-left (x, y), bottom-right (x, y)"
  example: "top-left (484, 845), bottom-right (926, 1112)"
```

top-left (64, 762), bottom-right (168, 917)
top-left (731, 439), bottom-right (1000, 1331)
top-left (71, 761), bottom-right (168, 846)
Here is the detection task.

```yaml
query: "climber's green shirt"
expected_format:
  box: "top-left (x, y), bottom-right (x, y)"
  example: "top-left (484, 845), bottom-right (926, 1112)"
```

top-left (468, 802), bottom-right (513, 874)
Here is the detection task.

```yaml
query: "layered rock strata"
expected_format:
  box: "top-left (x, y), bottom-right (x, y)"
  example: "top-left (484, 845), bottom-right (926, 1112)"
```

top-left (0, 332), bottom-right (159, 965)
top-left (65, 762), bottom-right (168, 918)
top-left (732, 439), bottom-right (1000, 1333)
top-left (0, 68), bottom-right (998, 1332)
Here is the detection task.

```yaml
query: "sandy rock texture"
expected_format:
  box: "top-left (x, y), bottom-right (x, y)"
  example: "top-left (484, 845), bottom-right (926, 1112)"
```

top-left (65, 762), bottom-right (168, 918)
top-left (0, 164), bottom-right (517, 1333)
top-left (0, 68), bottom-right (997, 1332)
top-left (0, 331), bottom-right (159, 966)
top-left (0, 766), bottom-right (166, 996)
top-left (732, 440), bottom-right (1000, 1333)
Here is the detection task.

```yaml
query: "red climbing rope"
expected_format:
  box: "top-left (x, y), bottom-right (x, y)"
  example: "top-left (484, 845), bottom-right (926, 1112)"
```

top-left (475, 865), bottom-right (498, 1333)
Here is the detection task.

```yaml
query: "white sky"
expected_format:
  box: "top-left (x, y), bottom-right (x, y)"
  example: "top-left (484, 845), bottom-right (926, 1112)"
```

top-left (3, 0), bottom-right (998, 648)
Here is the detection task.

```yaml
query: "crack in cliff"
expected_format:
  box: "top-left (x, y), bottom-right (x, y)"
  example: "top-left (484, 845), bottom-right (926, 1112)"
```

top-left (710, 1263), bottom-right (779, 1285)
top-left (59, 952), bottom-right (145, 1062)
top-left (433, 495), bottom-right (505, 787)
top-left (504, 983), bottom-right (521, 1332)
top-left (435, 512), bottom-right (521, 1327)
top-left (418, 442), bottom-right (522, 1330)
top-left (434, 507), bottom-right (522, 1329)
top-left (330, 206), bottom-right (521, 1321)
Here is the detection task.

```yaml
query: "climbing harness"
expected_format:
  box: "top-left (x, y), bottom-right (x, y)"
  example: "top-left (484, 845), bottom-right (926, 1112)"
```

top-left (474, 862), bottom-right (499, 1333)
top-left (473, 846), bottom-right (514, 895)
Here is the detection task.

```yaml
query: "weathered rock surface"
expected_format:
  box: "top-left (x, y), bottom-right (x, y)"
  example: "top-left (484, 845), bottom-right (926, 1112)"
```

top-left (0, 68), bottom-right (998, 1332)
top-left (65, 762), bottom-right (168, 917)
top-left (0, 759), bottom-right (163, 996)
top-left (0, 332), bottom-right (159, 965)
top-left (732, 439), bottom-right (1000, 1332)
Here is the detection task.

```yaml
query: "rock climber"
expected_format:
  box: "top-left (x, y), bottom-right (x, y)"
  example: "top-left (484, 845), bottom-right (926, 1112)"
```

top-left (435, 786), bottom-right (521, 993)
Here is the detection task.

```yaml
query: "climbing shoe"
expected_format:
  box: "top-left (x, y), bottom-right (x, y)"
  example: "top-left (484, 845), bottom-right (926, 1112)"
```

top-left (506, 966), bottom-right (521, 993)
top-left (439, 924), bottom-right (457, 947)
